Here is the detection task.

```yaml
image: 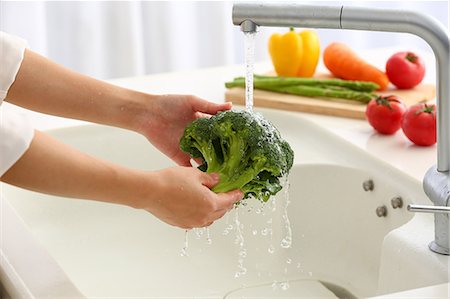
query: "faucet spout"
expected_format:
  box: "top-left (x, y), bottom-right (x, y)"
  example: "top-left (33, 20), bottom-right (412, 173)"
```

top-left (232, 2), bottom-right (450, 255)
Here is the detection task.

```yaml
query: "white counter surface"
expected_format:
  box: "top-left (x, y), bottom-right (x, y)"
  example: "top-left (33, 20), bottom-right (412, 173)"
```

top-left (1, 48), bottom-right (448, 298)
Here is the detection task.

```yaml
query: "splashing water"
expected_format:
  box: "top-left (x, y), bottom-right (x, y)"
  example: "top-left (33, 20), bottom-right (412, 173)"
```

top-left (223, 214), bottom-right (234, 236)
top-left (272, 281), bottom-right (290, 291)
top-left (244, 32), bottom-right (256, 112)
top-left (193, 227), bottom-right (204, 239)
top-left (206, 227), bottom-right (212, 245)
top-left (234, 209), bottom-right (247, 278)
top-left (180, 230), bottom-right (189, 257)
top-left (280, 178), bottom-right (293, 249)
top-left (280, 281), bottom-right (290, 291)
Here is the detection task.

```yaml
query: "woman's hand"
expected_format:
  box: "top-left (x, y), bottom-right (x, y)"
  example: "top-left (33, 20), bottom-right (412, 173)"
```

top-left (2, 132), bottom-right (243, 230)
top-left (137, 166), bottom-right (243, 229)
top-left (136, 94), bottom-right (232, 166)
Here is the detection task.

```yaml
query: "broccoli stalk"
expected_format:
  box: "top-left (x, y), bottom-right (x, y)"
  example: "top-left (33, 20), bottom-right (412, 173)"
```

top-left (180, 110), bottom-right (293, 202)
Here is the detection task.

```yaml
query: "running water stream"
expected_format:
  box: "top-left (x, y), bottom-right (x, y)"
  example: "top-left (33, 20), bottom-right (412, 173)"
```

top-left (244, 32), bottom-right (256, 111)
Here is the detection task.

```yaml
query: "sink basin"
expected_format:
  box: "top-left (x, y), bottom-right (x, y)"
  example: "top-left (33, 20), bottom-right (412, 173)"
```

top-left (1, 108), bottom-right (448, 298)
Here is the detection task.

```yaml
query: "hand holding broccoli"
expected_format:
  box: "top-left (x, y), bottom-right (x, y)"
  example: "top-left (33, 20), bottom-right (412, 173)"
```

top-left (138, 166), bottom-right (243, 229)
top-left (136, 95), bottom-right (233, 167)
top-left (180, 110), bottom-right (294, 202)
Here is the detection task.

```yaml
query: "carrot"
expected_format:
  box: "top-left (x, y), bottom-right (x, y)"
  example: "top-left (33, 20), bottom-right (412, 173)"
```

top-left (323, 42), bottom-right (389, 91)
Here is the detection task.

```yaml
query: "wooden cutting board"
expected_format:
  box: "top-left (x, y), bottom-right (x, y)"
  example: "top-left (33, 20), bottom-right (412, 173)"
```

top-left (225, 83), bottom-right (436, 119)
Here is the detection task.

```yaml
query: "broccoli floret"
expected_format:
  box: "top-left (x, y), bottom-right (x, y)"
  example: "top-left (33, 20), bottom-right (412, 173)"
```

top-left (180, 110), bottom-right (294, 202)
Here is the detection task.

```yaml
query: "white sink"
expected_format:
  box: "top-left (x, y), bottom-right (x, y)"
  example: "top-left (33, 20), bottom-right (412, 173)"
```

top-left (1, 108), bottom-right (448, 298)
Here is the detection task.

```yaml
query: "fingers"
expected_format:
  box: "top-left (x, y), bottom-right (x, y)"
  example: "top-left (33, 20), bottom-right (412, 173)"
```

top-left (199, 194), bottom-right (240, 228)
top-left (200, 172), bottom-right (220, 189)
top-left (191, 97), bottom-right (232, 115)
top-left (215, 189), bottom-right (244, 210)
top-left (211, 208), bottom-right (228, 221)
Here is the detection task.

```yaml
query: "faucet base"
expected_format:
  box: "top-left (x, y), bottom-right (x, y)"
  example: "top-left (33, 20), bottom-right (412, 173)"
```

top-left (429, 241), bottom-right (450, 255)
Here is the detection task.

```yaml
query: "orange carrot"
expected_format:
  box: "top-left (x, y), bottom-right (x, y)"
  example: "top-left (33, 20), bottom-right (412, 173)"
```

top-left (323, 42), bottom-right (389, 91)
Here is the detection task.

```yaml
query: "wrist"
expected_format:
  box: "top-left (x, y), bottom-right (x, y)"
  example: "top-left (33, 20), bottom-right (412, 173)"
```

top-left (112, 89), bottom-right (157, 133)
top-left (108, 168), bottom-right (159, 210)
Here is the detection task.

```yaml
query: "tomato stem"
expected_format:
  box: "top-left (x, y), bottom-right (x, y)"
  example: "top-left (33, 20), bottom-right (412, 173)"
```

top-left (375, 95), bottom-right (401, 110)
top-left (406, 52), bottom-right (418, 63)
top-left (415, 103), bottom-right (435, 115)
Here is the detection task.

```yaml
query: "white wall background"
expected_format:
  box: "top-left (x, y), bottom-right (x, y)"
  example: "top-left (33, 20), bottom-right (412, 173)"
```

top-left (0, 0), bottom-right (448, 80)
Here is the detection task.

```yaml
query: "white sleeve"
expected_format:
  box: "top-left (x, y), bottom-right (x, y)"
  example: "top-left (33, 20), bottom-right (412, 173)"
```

top-left (0, 32), bottom-right (35, 176)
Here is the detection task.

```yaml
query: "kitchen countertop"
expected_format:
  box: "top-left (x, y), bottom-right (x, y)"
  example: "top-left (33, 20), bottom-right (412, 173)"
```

top-left (1, 47), bottom-right (448, 297)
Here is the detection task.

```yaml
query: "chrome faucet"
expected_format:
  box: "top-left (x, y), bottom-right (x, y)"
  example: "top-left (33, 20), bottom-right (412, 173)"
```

top-left (232, 3), bottom-right (450, 255)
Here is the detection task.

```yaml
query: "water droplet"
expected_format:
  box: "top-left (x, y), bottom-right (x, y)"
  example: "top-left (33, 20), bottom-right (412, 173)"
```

top-left (193, 227), bottom-right (204, 239)
top-left (206, 227), bottom-right (212, 245)
top-left (280, 282), bottom-right (290, 291)
top-left (252, 229), bottom-right (258, 235)
top-left (261, 228), bottom-right (268, 236)
top-left (281, 236), bottom-right (292, 249)
top-left (268, 245), bottom-right (275, 254)
top-left (180, 230), bottom-right (189, 257)
top-left (286, 258), bottom-right (292, 264)
top-left (271, 281), bottom-right (278, 290)
top-left (308, 271), bottom-right (313, 277)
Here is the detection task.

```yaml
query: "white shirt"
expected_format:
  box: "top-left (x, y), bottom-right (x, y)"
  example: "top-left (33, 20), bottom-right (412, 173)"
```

top-left (0, 32), bottom-right (34, 176)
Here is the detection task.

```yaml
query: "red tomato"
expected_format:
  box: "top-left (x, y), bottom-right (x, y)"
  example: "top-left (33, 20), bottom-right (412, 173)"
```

top-left (386, 52), bottom-right (425, 89)
top-left (366, 95), bottom-right (407, 135)
top-left (401, 103), bottom-right (436, 146)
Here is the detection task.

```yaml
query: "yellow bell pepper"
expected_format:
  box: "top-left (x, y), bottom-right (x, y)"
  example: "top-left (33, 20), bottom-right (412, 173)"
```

top-left (297, 30), bottom-right (320, 77)
top-left (268, 28), bottom-right (320, 78)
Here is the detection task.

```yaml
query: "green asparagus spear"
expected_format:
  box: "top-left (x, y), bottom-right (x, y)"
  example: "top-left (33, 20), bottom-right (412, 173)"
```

top-left (226, 79), bottom-right (375, 103)
top-left (260, 85), bottom-right (376, 103)
top-left (226, 75), bottom-right (379, 92)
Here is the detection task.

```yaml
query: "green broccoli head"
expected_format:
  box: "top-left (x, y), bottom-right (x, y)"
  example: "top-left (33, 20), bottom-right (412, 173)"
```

top-left (180, 110), bottom-right (294, 202)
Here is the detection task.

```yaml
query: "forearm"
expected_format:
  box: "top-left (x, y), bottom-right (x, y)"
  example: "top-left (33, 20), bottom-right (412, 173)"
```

top-left (5, 50), bottom-right (150, 132)
top-left (1, 131), bottom-right (151, 208)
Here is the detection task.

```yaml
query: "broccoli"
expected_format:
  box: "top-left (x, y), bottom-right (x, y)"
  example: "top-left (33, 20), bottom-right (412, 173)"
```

top-left (180, 110), bottom-right (294, 202)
